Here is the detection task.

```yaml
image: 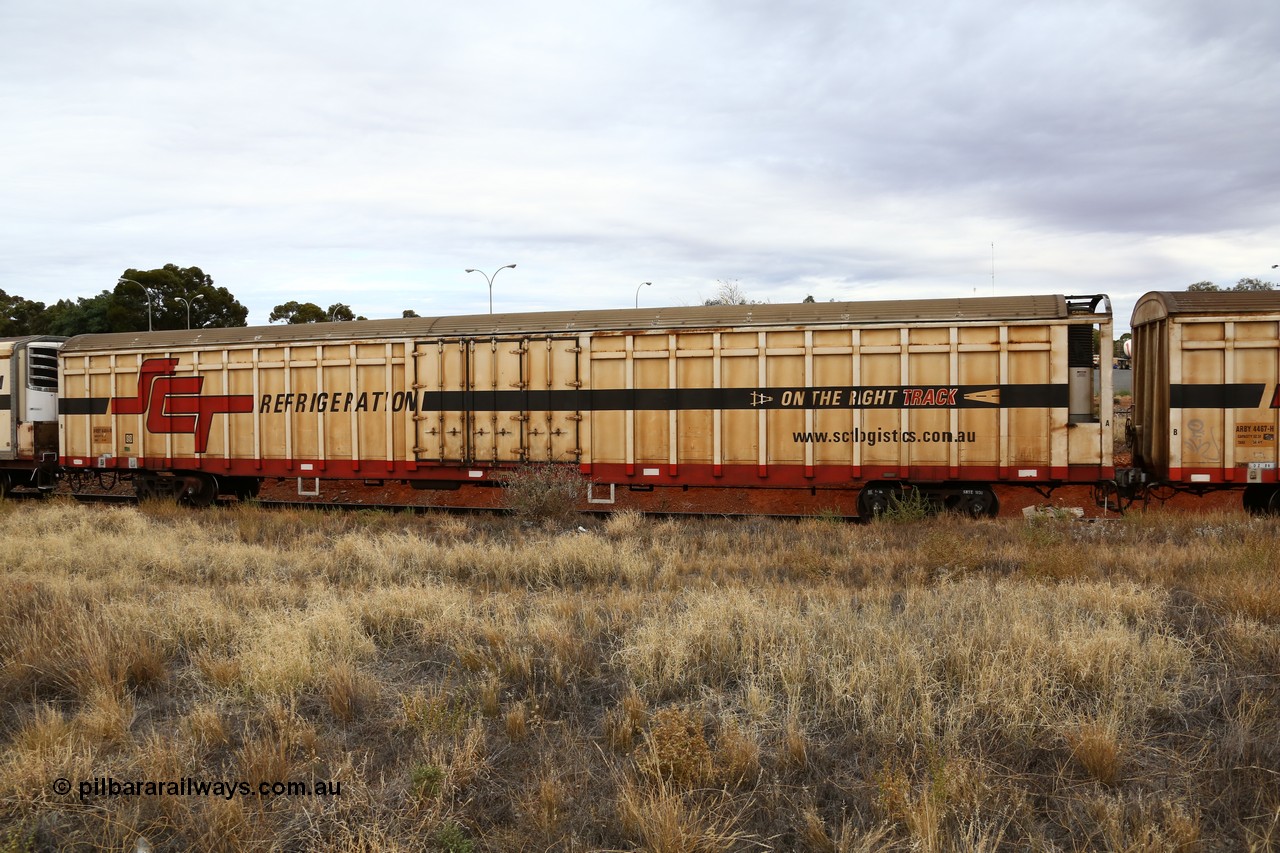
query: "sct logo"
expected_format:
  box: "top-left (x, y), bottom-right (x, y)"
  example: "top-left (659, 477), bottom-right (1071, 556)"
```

top-left (111, 358), bottom-right (254, 453)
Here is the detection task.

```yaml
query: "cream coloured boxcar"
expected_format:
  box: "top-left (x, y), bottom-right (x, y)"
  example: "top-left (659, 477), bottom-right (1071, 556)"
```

top-left (58, 294), bottom-right (1113, 514)
top-left (1129, 291), bottom-right (1280, 513)
top-left (0, 336), bottom-right (64, 496)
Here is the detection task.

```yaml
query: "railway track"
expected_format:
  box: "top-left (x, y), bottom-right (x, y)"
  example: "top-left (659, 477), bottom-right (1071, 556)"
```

top-left (8, 484), bottom-right (880, 521)
top-left (3, 483), bottom-right (1171, 523)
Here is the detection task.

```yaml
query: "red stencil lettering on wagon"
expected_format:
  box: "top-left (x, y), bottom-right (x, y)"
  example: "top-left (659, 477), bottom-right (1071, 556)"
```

top-left (111, 359), bottom-right (254, 453)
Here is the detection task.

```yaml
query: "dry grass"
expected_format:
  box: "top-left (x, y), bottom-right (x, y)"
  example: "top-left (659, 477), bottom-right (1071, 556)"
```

top-left (0, 498), bottom-right (1277, 850)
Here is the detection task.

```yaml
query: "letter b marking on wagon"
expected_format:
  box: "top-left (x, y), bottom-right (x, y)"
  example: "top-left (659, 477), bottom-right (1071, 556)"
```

top-left (111, 358), bottom-right (254, 453)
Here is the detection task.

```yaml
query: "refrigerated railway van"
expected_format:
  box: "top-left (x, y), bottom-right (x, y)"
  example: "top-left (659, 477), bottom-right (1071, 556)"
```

top-left (56, 295), bottom-right (1114, 514)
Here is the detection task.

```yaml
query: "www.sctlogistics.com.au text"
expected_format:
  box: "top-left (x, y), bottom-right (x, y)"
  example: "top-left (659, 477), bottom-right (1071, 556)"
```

top-left (60, 777), bottom-right (342, 802)
top-left (791, 428), bottom-right (978, 445)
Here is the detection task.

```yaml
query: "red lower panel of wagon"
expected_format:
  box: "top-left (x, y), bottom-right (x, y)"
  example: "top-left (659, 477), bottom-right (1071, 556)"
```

top-left (62, 456), bottom-right (1113, 487)
top-left (1165, 467), bottom-right (1278, 485)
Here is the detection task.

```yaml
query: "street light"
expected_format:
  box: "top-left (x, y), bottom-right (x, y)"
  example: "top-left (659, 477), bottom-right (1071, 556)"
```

top-left (465, 264), bottom-right (517, 314)
top-left (118, 278), bottom-right (152, 332)
top-left (175, 294), bottom-right (203, 330)
top-left (635, 281), bottom-right (651, 309)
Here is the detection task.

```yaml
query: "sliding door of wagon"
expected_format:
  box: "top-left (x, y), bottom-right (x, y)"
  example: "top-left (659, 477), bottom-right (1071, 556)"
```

top-left (413, 339), bottom-right (470, 463)
top-left (467, 338), bottom-right (525, 464)
top-left (412, 337), bottom-right (580, 466)
top-left (524, 337), bottom-right (581, 463)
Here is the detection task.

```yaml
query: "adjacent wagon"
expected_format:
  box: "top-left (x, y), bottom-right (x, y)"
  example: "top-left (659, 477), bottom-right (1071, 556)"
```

top-left (0, 335), bottom-right (64, 496)
top-left (1128, 290), bottom-right (1280, 512)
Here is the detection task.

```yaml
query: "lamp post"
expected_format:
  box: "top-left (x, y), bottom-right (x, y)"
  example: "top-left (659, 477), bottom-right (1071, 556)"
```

top-left (176, 294), bottom-right (203, 330)
top-left (118, 277), bottom-right (152, 332)
top-left (635, 281), bottom-right (651, 309)
top-left (465, 264), bottom-right (517, 314)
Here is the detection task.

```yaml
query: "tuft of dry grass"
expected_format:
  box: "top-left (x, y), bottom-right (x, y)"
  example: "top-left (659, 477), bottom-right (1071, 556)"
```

top-left (323, 660), bottom-right (379, 724)
top-left (617, 776), bottom-right (755, 853)
top-left (0, 500), bottom-right (1278, 850)
top-left (504, 702), bottom-right (529, 743)
top-left (499, 463), bottom-right (583, 529)
top-left (1064, 716), bottom-right (1124, 786)
top-left (636, 706), bottom-right (713, 785)
top-left (713, 717), bottom-right (761, 787)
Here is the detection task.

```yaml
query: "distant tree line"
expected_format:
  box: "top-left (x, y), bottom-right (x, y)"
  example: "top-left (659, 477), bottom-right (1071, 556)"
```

top-left (271, 305), bottom-right (429, 323)
top-left (268, 301), bottom-right (368, 324)
top-left (1, 265), bottom-right (248, 337)
top-left (1187, 277), bottom-right (1275, 292)
top-left (0, 264), bottom-right (409, 337)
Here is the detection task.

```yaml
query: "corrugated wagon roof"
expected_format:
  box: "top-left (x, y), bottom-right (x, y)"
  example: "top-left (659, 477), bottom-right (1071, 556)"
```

top-left (61, 294), bottom-right (1096, 353)
top-left (1132, 291), bottom-right (1280, 325)
top-left (0, 335), bottom-right (67, 357)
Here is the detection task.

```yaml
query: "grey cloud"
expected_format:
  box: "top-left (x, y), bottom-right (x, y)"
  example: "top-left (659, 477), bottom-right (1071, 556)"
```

top-left (1, 0), bottom-right (1277, 324)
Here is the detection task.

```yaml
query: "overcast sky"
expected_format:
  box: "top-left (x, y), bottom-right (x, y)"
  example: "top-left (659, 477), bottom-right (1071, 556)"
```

top-left (2, 0), bottom-right (1278, 331)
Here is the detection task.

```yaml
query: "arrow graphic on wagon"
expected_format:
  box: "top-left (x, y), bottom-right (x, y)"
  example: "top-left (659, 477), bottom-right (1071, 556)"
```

top-left (963, 388), bottom-right (1001, 405)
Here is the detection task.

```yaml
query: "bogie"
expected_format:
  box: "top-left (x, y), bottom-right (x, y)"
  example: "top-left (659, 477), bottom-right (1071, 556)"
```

top-left (856, 481), bottom-right (998, 519)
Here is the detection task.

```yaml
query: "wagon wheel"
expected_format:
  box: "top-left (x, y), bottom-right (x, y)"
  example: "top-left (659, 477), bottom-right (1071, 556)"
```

top-left (856, 484), bottom-right (895, 519)
top-left (232, 478), bottom-right (261, 501)
top-left (960, 487), bottom-right (999, 518)
top-left (1243, 485), bottom-right (1278, 516)
top-left (180, 474), bottom-right (219, 508)
top-left (134, 477), bottom-right (158, 502)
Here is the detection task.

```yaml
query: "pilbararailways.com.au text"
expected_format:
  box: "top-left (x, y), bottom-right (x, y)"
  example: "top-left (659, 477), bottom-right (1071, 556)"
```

top-left (55, 776), bottom-right (342, 802)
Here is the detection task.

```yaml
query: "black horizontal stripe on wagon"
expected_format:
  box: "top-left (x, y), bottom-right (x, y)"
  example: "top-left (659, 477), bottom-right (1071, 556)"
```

top-left (1169, 384), bottom-right (1271, 409)
top-left (423, 384), bottom-right (1067, 411)
top-left (59, 398), bottom-right (111, 415)
top-left (59, 383), bottom-right (1069, 417)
